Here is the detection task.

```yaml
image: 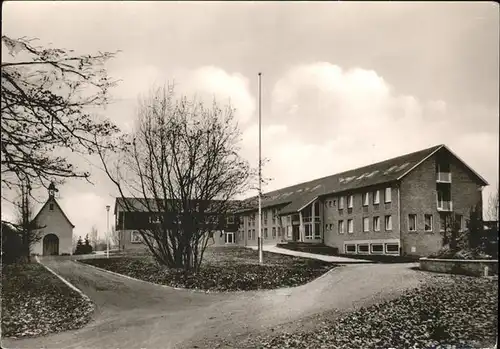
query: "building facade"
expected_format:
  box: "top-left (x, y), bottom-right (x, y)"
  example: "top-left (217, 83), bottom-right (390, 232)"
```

top-left (31, 183), bottom-right (74, 256)
top-left (114, 145), bottom-right (488, 257)
top-left (236, 144), bottom-right (488, 257)
top-left (114, 198), bottom-right (240, 251)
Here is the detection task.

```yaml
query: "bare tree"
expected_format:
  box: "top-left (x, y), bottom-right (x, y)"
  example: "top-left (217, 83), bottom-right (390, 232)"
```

top-left (108, 224), bottom-right (120, 248)
top-left (89, 225), bottom-right (99, 250)
top-left (486, 189), bottom-right (499, 223)
top-left (13, 181), bottom-right (45, 262)
top-left (1, 35), bottom-right (122, 194)
top-left (98, 84), bottom-right (253, 271)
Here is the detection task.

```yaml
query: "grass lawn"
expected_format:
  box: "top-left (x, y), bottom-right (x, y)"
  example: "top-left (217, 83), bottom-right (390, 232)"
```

top-left (1, 262), bottom-right (94, 338)
top-left (81, 246), bottom-right (336, 291)
top-left (230, 274), bottom-right (498, 349)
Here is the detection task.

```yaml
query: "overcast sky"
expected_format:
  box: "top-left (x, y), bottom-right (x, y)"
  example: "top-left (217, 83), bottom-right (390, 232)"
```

top-left (2, 1), bottom-right (498, 240)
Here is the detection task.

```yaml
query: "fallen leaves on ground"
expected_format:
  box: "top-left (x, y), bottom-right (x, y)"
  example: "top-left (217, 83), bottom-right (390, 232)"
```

top-left (248, 274), bottom-right (498, 349)
top-left (1, 262), bottom-right (94, 338)
top-left (82, 247), bottom-right (336, 291)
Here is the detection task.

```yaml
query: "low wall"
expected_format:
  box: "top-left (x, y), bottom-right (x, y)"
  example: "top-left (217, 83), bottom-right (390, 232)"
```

top-left (419, 257), bottom-right (498, 277)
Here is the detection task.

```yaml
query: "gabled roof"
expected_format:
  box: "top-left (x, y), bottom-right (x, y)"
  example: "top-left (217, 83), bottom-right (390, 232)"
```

top-left (114, 197), bottom-right (244, 214)
top-left (239, 144), bottom-right (488, 215)
top-left (32, 198), bottom-right (75, 228)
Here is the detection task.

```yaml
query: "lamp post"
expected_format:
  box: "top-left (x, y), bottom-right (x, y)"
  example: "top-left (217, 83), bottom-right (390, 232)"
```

top-left (106, 205), bottom-right (110, 258)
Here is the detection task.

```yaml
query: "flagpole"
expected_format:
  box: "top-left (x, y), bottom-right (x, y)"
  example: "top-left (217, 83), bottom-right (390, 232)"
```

top-left (258, 72), bottom-right (263, 264)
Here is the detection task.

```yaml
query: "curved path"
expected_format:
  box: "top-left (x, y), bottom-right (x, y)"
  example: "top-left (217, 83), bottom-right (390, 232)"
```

top-left (2, 259), bottom-right (427, 349)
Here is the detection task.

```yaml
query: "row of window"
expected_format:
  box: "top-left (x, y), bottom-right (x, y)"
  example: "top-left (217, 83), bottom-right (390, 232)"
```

top-left (247, 226), bottom-right (284, 240)
top-left (325, 187), bottom-right (392, 209)
top-left (325, 215), bottom-right (393, 234)
top-left (247, 209), bottom-right (281, 227)
top-left (345, 242), bottom-right (399, 255)
top-left (148, 215), bottom-right (237, 225)
top-left (408, 213), bottom-right (464, 232)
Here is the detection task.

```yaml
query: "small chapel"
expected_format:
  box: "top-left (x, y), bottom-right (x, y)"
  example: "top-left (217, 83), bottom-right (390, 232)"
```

top-left (31, 183), bottom-right (75, 256)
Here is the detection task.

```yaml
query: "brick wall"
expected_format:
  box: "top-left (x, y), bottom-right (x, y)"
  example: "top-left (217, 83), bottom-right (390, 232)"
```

top-left (323, 184), bottom-right (400, 253)
top-left (400, 151), bottom-right (484, 257)
top-left (239, 208), bottom-right (288, 247)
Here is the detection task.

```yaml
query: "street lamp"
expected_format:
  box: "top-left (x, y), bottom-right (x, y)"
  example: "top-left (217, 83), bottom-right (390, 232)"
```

top-left (106, 205), bottom-right (110, 258)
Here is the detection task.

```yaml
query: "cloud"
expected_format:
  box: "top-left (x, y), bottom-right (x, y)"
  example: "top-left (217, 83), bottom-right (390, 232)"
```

top-left (240, 62), bottom-right (498, 202)
top-left (180, 66), bottom-right (256, 124)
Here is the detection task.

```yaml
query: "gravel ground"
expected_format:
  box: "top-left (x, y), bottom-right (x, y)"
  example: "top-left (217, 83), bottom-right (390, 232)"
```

top-left (3, 260), bottom-right (427, 349)
top-left (197, 273), bottom-right (498, 349)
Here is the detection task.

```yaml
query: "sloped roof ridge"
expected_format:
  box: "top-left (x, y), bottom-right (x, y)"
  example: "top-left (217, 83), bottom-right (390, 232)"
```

top-left (32, 197), bottom-right (75, 228)
top-left (251, 144), bottom-right (443, 199)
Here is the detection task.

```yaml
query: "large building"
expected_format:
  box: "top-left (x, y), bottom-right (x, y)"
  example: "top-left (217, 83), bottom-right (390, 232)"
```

top-left (115, 144), bottom-right (488, 257)
top-left (236, 144), bottom-right (488, 257)
top-left (114, 198), bottom-right (241, 250)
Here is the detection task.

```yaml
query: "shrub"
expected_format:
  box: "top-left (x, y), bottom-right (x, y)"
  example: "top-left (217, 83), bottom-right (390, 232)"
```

top-left (1, 222), bottom-right (24, 264)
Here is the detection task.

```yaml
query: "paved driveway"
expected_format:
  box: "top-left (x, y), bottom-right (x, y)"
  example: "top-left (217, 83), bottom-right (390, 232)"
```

top-left (2, 259), bottom-right (428, 349)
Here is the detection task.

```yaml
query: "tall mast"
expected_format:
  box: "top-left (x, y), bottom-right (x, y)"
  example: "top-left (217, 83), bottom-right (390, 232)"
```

top-left (258, 72), bottom-right (263, 264)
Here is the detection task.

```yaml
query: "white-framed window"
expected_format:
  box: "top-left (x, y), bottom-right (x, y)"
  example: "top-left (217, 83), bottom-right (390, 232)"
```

top-left (373, 216), bottom-right (380, 231)
top-left (131, 231), bottom-right (142, 243)
top-left (347, 219), bottom-right (353, 233)
top-left (332, 199), bottom-right (336, 207)
top-left (149, 214), bottom-right (160, 224)
top-left (264, 228), bottom-right (268, 239)
top-left (345, 244), bottom-right (356, 254)
top-left (371, 243), bottom-right (384, 254)
top-left (224, 232), bottom-right (235, 244)
top-left (339, 196), bottom-right (345, 209)
top-left (408, 214), bottom-right (417, 232)
top-left (338, 220), bottom-right (345, 234)
top-left (305, 224), bottom-right (313, 239)
top-left (314, 223), bottom-right (321, 239)
top-left (363, 217), bottom-right (370, 232)
top-left (357, 244), bottom-right (369, 254)
top-left (287, 226), bottom-right (292, 238)
top-left (329, 223), bottom-right (333, 231)
top-left (347, 195), bottom-right (354, 208)
top-left (252, 229), bottom-right (256, 239)
top-left (272, 227), bottom-right (276, 238)
top-left (272, 209), bottom-right (277, 225)
top-left (385, 187), bottom-right (392, 203)
top-left (363, 192), bottom-right (369, 206)
top-left (385, 215), bottom-right (392, 231)
top-left (439, 213), bottom-right (448, 232)
top-left (227, 215), bottom-right (235, 224)
top-left (424, 214), bottom-right (433, 232)
top-left (385, 243), bottom-right (399, 254)
top-left (373, 190), bottom-right (380, 205)
top-left (248, 230), bottom-right (252, 240)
